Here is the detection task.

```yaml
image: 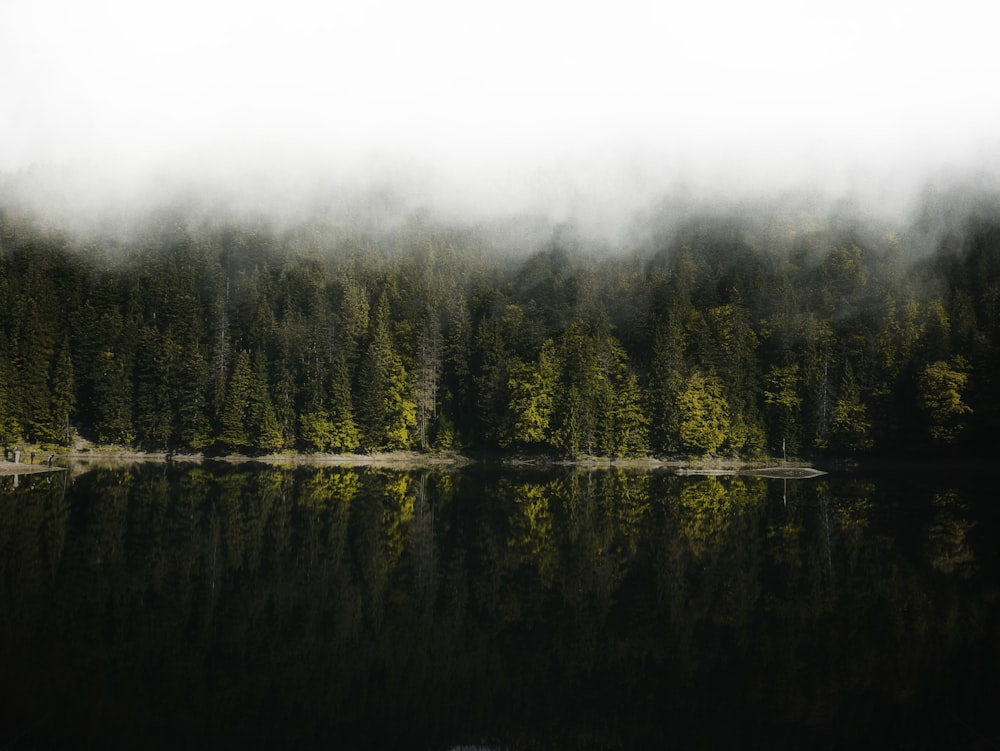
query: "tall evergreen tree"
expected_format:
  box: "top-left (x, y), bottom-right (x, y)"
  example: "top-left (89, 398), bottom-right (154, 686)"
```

top-left (174, 330), bottom-right (212, 449)
top-left (356, 295), bottom-right (415, 451)
top-left (218, 350), bottom-right (253, 450)
top-left (414, 318), bottom-right (442, 450)
top-left (248, 350), bottom-right (283, 452)
top-left (917, 357), bottom-right (972, 446)
top-left (134, 327), bottom-right (177, 449)
top-left (613, 371), bottom-right (650, 458)
top-left (49, 336), bottom-right (76, 446)
top-left (677, 369), bottom-right (731, 455)
top-left (646, 317), bottom-right (686, 455)
top-left (505, 339), bottom-right (559, 448)
top-left (91, 306), bottom-right (136, 446)
top-left (830, 362), bottom-right (874, 453)
top-left (298, 348), bottom-right (361, 453)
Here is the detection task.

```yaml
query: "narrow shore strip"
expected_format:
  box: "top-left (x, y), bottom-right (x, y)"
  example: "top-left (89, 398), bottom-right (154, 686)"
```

top-left (0, 461), bottom-right (67, 475)
top-left (3, 450), bottom-right (825, 477)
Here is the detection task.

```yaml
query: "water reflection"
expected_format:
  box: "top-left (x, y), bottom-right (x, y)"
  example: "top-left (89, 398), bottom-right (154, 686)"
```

top-left (0, 463), bottom-right (997, 749)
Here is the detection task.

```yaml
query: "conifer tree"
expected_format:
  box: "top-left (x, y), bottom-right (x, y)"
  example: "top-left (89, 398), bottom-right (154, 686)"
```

top-left (917, 357), bottom-right (972, 445)
top-left (613, 371), bottom-right (649, 457)
top-left (11, 296), bottom-right (55, 442)
top-left (764, 362), bottom-right (802, 456)
top-left (414, 319), bottom-right (442, 450)
top-left (91, 306), bottom-right (136, 446)
top-left (134, 327), bottom-right (177, 449)
top-left (356, 295), bottom-right (415, 451)
top-left (830, 362), bottom-right (874, 452)
top-left (0, 346), bottom-right (21, 445)
top-left (248, 350), bottom-right (283, 451)
top-left (677, 369), bottom-right (731, 455)
top-left (174, 331), bottom-right (212, 449)
top-left (219, 350), bottom-right (253, 450)
top-left (299, 349), bottom-right (360, 452)
top-left (646, 317), bottom-right (686, 454)
top-left (505, 339), bottom-right (559, 448)
top-left (49, 336), bottom-right (76, 446)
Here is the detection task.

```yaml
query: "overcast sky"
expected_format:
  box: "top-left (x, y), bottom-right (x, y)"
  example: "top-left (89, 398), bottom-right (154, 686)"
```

top-left (2, 0), bottom-right (999, 224)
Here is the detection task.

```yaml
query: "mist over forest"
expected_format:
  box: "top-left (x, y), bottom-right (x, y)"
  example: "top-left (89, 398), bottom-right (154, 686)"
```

top-left (4, 0), bottom-right (1000, 462)
top-left (2, 159), bottom-right (998, 462)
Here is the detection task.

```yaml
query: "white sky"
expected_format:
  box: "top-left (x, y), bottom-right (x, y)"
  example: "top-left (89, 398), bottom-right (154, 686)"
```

top-left (2, 0), bottom-right (999, 219)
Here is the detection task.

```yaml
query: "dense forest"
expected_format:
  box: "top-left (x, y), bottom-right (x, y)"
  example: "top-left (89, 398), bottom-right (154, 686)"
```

top-left (1, 185), bottom-right (998, 460)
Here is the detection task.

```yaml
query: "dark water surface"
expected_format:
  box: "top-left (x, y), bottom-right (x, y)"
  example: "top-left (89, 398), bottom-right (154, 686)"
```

top-left (1, 461), bottom-right (997, 750)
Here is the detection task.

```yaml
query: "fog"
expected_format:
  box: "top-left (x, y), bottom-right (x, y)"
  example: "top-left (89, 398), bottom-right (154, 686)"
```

top-left (3, 0), bottom-right (999, 246)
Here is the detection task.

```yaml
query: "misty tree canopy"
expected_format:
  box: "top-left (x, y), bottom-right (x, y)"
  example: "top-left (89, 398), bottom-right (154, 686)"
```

top-left (0, 191), bottom-right (997, 460)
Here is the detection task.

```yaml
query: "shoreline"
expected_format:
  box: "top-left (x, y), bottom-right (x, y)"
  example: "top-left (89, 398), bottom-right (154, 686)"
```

top-left (0, 461), bottom-right (68, 476)
top-left (3, 448), bottom-right (826, 477)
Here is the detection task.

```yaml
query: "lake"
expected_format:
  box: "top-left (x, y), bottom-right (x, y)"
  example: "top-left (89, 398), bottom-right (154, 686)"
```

top-left (1, 461), bottom-right (997, 750)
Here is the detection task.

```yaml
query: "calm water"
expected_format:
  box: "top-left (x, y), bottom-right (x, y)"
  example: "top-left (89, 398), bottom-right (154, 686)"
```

top-left (1, 461), bottom-right (997, 750)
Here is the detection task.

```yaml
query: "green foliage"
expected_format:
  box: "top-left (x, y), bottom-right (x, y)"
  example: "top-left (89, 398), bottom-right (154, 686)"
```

top-left (93, 350), bottom-right (135, 445)
top-left (219, 350), bottom-right (254, 449)
top-left (613, 372), bottom-right (650, 457)
top-left (646, 317), bottom-right (686, 454)
top-left (249, 350), bottom-right (284, 452)
top-left (830, 363), bottom-right (874, 452)
top-left (356, 295), bottom-right (416, 451)
top-left (917, 357), bottom-right (973, 444)
top-left (764, 363), bottom-right (802, 451)
top-left (0, 205), bottom-right (996, 458)
top-left (49, 337), bottom-right (76, 446)
top-left (677, 369), bottom-right (731, 455)
top-left (505, 340), bottom-right (558, 447)
top-left (299, 407), bottom-right (361, 452)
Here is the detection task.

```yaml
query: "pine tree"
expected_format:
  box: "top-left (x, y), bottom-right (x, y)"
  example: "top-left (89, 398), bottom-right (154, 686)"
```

top-left (677, 369), bottom-right (731, 455)
top-left (90, 306), bottom-right (136, 446)
top-left (356, 295), bottom-right (415, 451)
top-left (0, 340), bottom-right (21, 445)
top-left (49, 336), bottom-right (76, 446)
top-left (414, 319), bottom-right (442, 450)
top-left (134, 326), bottom-right (177, 449)
top-left (917, 357), bottom-right (972, 445)
top-left (646, 317), bottom-right (686, 455)
top-left (764, 362), bottom-right (802, 456)
top-left (299, 349), bottom-right (361, 452)
top-left (613, 371), bottom-right (649, 457)
top-left (219, 350), bottom-right (253, 449)
top-left (443, 298), bottom-right (473, 446)
top-left (11, 296), bottom-right (55, 442)
top-left (830, 362), bottom-right (874, 452)
top-left (248, 350), bottom-right (283, 452)
top-left (174, 331), bottom-right (212, 450)
top-left (505, 339), bottom-right (559, 448)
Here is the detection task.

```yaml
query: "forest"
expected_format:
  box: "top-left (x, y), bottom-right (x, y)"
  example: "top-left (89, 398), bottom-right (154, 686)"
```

top-left (1, 183), bottom-right (998, 460)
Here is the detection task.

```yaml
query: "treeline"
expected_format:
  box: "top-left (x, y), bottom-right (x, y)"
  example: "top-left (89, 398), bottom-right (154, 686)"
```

top-left (0, 199), bottom-right (997, 458)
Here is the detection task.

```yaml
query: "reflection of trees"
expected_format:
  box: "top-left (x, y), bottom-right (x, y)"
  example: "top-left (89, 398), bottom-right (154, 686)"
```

top-left (508, 479), bottom-right (557, 583)
top-left (831, 479), bottom-right (874, 571)
top-left (1, 464), bottom-right (997, 748)
top-left (671, 476), bottom-right (766, 627)
top-left (926, 490), bottom-right (976, 577)
top-left (505, 470), bottom-right (652, 614)
top-left (408, 472), bottom-right (441, 614)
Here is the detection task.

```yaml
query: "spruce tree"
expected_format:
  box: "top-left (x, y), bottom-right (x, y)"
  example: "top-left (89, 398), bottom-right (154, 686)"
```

top-left (677, 369), bottom-right (731, 455)
top-left (49, 336), bottom-right (76, 446)
top-left (356, 295), bottom-right (415, 451)
top-left (248, 350), bottom-right (283, 452)
top-left (219, 350), bottom-right (253, 450)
